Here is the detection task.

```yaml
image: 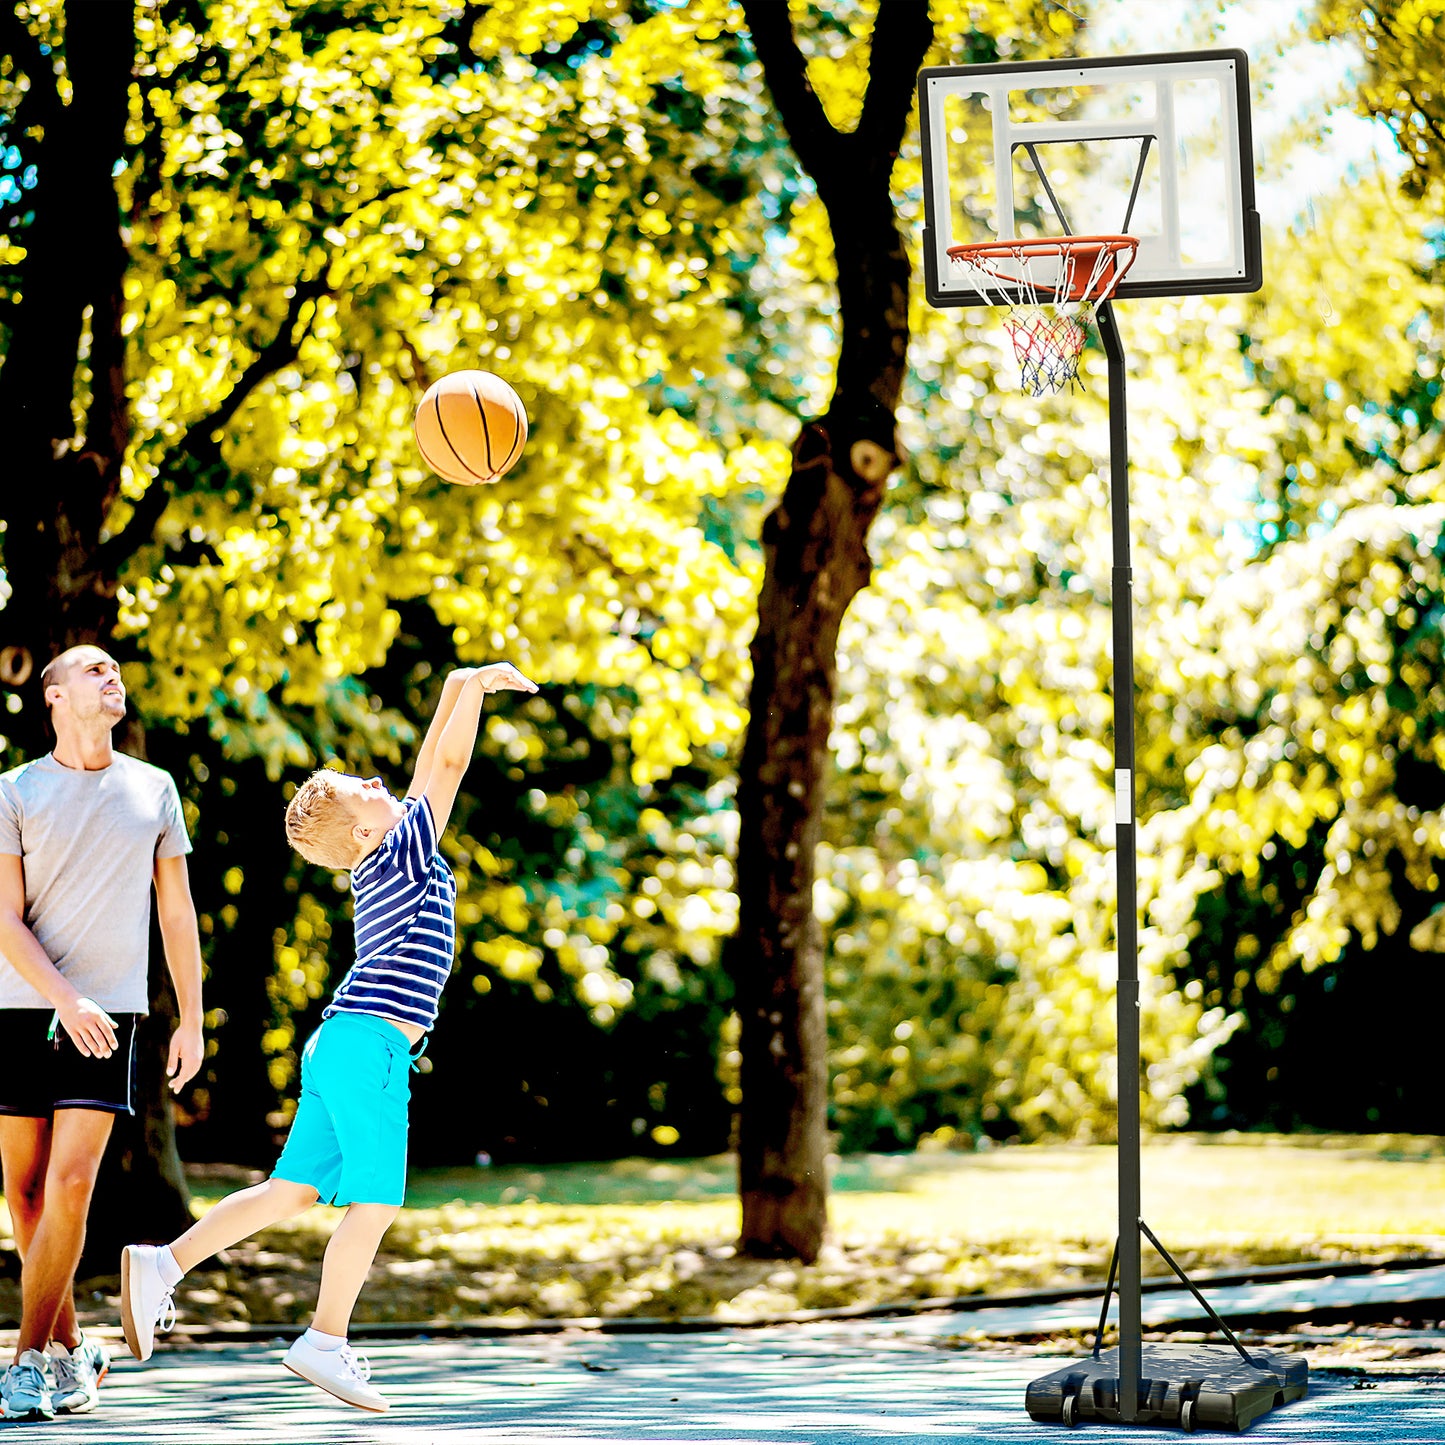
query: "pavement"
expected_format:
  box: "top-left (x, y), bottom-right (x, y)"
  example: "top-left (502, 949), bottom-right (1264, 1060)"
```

top-left (4, 1323), bottom-right (1438, 1444)
top-left (929, 1260), bottom-right (1445, 1338)
top-left (6, 1264), bottom-right (1445, 1442)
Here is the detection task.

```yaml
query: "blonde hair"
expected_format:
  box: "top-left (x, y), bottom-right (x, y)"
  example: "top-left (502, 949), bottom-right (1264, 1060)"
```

top-left (284, 771), bottom-right (363, 870)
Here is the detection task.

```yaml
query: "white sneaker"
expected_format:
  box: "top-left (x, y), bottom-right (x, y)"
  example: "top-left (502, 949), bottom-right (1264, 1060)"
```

top-left (48, 1334), bottom-right (107, 1414)
top-left (120, 1244), bottom-right (177, 1361)
top-left (283, 1336), bottom-right (389, 1412)
top-left (1, 1349), bottom-right (55, 1420)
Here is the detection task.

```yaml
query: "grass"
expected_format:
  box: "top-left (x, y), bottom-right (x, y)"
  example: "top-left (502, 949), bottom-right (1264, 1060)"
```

top-left (10, 1134), bottom-right (1445, 1331)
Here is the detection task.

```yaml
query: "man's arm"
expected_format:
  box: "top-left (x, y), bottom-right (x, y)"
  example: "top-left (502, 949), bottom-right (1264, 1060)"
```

top-left (154, 853), bottom-right (204, 1093)
top-left (0, 855), bottom-right (119, 1057)
top-left (422, 663), bottom-right (537, 836)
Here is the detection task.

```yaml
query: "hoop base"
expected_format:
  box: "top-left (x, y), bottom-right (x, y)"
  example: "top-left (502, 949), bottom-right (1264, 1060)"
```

top-left (1026, 1344), bottom-right (1307, 1432)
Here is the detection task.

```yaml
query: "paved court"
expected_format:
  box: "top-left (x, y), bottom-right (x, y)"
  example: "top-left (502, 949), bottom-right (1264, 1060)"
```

top-left (6, 1320), bottom-right (1443, 1444)
top-left (923, 1260), bottom-right (1445, 1337)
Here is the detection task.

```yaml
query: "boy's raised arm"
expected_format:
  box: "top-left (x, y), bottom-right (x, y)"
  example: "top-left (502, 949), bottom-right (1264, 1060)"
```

top-left (420, 662), bottom-right (537, 837)
top-left (406, 669), bottom-right (474, 801)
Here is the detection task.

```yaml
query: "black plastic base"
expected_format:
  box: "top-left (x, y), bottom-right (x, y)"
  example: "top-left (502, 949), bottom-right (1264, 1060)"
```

top-left (1026, 1344), bottom-right (1307, 1432)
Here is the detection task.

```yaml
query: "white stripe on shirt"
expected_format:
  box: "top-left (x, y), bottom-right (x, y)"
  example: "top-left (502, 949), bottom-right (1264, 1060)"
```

top-left (324, 797), bottom-right (456, 1033)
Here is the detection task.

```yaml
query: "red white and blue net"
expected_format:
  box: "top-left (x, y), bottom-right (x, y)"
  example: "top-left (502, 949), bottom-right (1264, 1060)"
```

top-left (947, 236), bottom-right (1139, 397)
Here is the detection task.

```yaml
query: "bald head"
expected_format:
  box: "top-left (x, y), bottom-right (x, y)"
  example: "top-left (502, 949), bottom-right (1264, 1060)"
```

top-left (42, 645), bottom-right (114, 697)
top-left (42, 645), bottom-right (126, 728)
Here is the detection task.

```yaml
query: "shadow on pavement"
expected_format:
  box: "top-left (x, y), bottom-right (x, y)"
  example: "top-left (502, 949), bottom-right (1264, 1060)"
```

top-left (3, 1324), bottom-right (1436, 1444)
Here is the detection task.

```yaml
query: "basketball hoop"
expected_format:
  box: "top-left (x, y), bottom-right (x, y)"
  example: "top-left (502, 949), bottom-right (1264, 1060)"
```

top-left (946, 235), bottom-right (1139, 397)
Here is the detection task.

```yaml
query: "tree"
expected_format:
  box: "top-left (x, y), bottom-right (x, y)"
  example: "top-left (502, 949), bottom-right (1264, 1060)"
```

top-left (799, 3), bottom-right (1445, 1152)
top-left (1144, 1), bottom-right (1445, 1131)
top-left (0, 0), bottom-right (134, 731)
top-left (727, 0), bottom-right (931, 1262)
top-left (816, 264), bottom-right (1266, 1149)
top-left (1315, 0), bottom-right (1445, 200)
top-left (728, 0), bottom-right (1088, 1261)
top-left (1164, 168), bottom-right (1445, 1123)
top-left (2, 0), bottom-right (787, 1224)
top-left (0, 0), bottom-right (197, 1238)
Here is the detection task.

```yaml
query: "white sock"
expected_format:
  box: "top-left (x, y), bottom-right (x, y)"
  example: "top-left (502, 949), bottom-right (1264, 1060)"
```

top-left (156, 1246), bottom-right (184, 1289)
top-left (303, 1327), bottom-right (345, 1352)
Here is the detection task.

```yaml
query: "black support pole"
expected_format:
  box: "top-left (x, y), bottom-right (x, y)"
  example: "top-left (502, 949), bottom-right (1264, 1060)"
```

top-left (1024, 299), bottom-right (1309, 1428)
top-left (1095, 298), bottom-right (1141, 1421)
top-left (1022, 295), bottom-right (1308, 1430)
top-left (920, 50), bottom-right (1309, 1436)
top-left (1028, 302), bottom-right (1312, 1433)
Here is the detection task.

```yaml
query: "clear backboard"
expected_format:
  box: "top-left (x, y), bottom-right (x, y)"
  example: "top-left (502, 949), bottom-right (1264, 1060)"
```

top-left (917, 49), bottom-right (1263, 308)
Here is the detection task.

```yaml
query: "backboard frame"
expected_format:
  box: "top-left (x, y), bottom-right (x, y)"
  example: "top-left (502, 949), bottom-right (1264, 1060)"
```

top-left (918, 48), bottom-right (1263, 309)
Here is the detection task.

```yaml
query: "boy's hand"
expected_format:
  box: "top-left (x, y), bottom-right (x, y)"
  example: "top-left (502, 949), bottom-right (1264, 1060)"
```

top-left (467, 662), bottom-right (538, 695)
top-left (410, 664), bottom-right (538, 804)
top-left (421, 661), bottom-right (539, 833)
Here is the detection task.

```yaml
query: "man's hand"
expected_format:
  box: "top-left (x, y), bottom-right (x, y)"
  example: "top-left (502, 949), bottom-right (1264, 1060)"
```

top-left (467, 662), bottom-right (538, 695)
top-left (167, 1018), bottom-right (205, 1093)
top-left (59, 995), bottom-right (119, 1059)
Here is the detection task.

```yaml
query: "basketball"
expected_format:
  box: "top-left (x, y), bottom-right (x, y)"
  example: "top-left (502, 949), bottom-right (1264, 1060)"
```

top-left (414, 369), bottom-right (528, 485)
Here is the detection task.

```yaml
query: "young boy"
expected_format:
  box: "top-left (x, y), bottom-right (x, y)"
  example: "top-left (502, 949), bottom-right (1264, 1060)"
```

top-left (118, 662), bottom-right (536, 1411)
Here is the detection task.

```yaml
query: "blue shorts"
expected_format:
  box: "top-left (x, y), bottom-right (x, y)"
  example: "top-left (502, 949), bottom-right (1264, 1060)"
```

top-left (271, 1012), bottom-right (413, 1207)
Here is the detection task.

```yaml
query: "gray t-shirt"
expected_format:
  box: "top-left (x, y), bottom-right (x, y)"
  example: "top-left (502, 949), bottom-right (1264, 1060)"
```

top-left (0, 752), bottom-right (191, 1012)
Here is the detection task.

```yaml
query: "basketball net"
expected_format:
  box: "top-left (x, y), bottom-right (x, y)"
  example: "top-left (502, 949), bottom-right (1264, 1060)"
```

top-left (946, 236), bottom-right (1139, 398)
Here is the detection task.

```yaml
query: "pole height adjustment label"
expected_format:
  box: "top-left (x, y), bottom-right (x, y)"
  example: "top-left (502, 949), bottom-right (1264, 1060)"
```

top-left (1115, 769), bottom-right (1133, 825)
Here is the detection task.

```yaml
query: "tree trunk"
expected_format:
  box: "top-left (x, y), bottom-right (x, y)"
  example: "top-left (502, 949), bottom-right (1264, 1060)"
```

top-left (732, 3), bottom-right (932, 1261)
top-left (733, 417), bottom-right (887, 1260)
top-left (0, 2), bottom-right (136, 729)
top-left (173, 751), bottom-right (294, 1165)
top-left (80, 946), bottom-right (195, 1271)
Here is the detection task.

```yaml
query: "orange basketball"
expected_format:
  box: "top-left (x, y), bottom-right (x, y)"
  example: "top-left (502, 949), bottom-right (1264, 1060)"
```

top-left (414, 370), bottom-right (528, 485)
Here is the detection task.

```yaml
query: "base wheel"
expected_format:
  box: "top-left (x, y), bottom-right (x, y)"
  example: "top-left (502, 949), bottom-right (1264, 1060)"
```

top-left (1180, 1397), bottom-right (1197, 1432)
top-left (1061, 1394), bottom-right (1079, 1428)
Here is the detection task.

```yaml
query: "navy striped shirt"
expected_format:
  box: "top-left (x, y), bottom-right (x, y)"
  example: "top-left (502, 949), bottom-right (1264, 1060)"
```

top-left (324, 797), bottom-right (457, 1032)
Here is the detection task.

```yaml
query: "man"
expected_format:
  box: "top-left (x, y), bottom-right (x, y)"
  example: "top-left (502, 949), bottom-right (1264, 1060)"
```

top-left (0, 645), bottom-right (203, 1420)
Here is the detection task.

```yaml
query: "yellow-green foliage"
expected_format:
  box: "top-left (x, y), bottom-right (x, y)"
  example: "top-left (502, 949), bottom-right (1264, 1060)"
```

top-left (99, 0), bottom-right (773, 785)
top-left (1316, 0), bottom-right (1445, 200)
top-left (819, 57), bottom-right (1445, 1144)
top-left (4, 1), bottom-right (1442, 1151)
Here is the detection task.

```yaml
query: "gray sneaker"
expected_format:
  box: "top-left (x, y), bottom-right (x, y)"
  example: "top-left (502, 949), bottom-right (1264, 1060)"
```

top-left (49, 1335), bottom-right (107, 1414)
top-left (1, 1348), bottom-right (55, 1420)
top-left (79, 1335), bottom-right (111, 1387)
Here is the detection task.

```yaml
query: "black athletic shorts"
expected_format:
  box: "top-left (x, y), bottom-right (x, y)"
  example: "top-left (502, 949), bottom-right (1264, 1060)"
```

top-left (0, 1010), bottom-right (140, 1117)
